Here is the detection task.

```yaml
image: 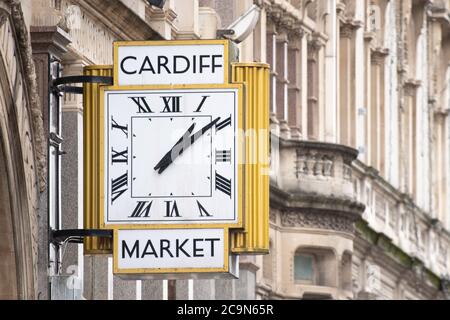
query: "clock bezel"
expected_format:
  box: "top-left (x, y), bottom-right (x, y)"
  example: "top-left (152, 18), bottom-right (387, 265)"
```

top-left (98, 84), bottom-right (245, 230)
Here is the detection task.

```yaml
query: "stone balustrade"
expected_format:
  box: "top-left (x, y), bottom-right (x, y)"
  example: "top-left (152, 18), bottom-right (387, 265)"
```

top-left (274, 138), bottom-right (359, 202)
top-left (352, 160), bottom-right (450, 280)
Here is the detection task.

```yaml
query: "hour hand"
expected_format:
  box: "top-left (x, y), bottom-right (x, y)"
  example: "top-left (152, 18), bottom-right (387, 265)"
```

top-left (154, 123), bottom-right (196, 171)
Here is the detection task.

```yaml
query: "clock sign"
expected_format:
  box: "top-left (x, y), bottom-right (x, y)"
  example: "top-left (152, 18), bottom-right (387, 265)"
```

top-left (100, 85), bottom-right (244, 229)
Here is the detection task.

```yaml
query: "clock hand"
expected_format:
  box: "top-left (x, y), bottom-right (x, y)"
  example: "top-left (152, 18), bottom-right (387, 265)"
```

top-left (154, 123), bottom-right (196, 171)
top-left (156, 117), bottom-right (221, 174)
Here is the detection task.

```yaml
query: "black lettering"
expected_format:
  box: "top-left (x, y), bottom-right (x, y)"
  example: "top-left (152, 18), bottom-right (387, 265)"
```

top-left (215, 149), bottom-right (231, 163)
top-left (193, 54), bottom-right (197, 73)
top-left (193, 239), bottom-right (204, 257)
top-left (165, 201), bottom-right (181, 217)
top-left (160, 239), bottom-right (174, 258)
top-left (111, 117), bottom-right (128, 137)
top-left (130, 97), bottom-right (154, 113)
top-left (173, 55), bottom-right (190, 74)
top-left (122, 240), bottom-right (139, 258)
top-left (129, 201), bottom-right (153, 218)
top-left (161, 96), bottom-right (181, 113)
top-left (197, 201), bottom-right (212, 217)
top-left (176, 239), bottom-right (191, 258)
top-left (111, 172), bottom-right (128, 203)
top-left (212, 55), bottom-right (223, 73)
top-left (112, 148), bottom-right (128, 164)
top-left (158, 56), bottom-right (171, 74)
top-left (199, 55), bottom-right (210, 73)
top-left (194, 96), bottom-right (209, 113)
top-left (141, 240), bottom-right (158, 258)
top-left (205, 238), bottom-right (220, 257)
top-left (139, 56), bottom-right (156, 74)
top-left (120, 56), bottom-right (137, 75)
top-left (215, 172), bottom-right (232, 198)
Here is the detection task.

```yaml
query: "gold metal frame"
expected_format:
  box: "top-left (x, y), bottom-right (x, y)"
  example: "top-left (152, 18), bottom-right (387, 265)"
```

top-left (97, 83), bottom-right (245, 230)
top-left (113, 40), bottom-right (231, 86)
top-left (231, 63), bottom-right (270, 254)
top-left (113, 228), bottom-right (230, 275)
top-left (84, 65), bottom-right (114, 255)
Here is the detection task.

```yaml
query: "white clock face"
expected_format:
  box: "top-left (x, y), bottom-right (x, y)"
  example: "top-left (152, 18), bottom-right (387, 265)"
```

top-left (103, 87), bottom-right (241, 226)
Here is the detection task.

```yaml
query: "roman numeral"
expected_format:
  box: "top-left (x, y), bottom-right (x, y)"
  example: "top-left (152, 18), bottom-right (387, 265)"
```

top-left (161, 96), bottom-right (181, 113)
top-left (165, 201), bottom-right (181, 217)
top-left (129, 97), bottom-right (154, 113)
top-left (129, 201), bottom-right (153, 218)
top-left (112, 148), bottom-right (128, 164)
top-left (216, 116), bottom-right (232, 132)
top-left (194, 96), bottom-right (209, 113)
top-left (111, 117), bottom-right (128, 137)
top-left (215, 172), bottom-right (232, 198)
top-left (197, 201), bottom-right (212, 217)
top-left (215, 149), bottom-right (231, 163)
top-left (111, 172), bottom-right (128, 203)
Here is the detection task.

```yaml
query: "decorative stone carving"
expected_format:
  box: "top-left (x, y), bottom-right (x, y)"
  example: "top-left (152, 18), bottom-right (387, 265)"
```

top-left (266, 2), bottom-right (306, 37)
top-left (9, 2), bottom-right (46, 192)
top-left (340, 20), bottom-right (362, 39)
top-left (280, 210), bottom-right (355, 234)
top-left (371, 47), bottom-right (389, 66)
top-left (269, 210), bottom-right (277, 223)
top-left (296, 148), bottom-right (334, 178)
top-left (308, 32), bottom-right (326, 53)
top-left (403, 79), bottom-right (421, 97)
top-left (292, 141), bottom-right (356, 182)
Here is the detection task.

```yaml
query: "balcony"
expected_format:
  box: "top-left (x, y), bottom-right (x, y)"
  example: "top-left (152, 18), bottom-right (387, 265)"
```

top-left (271, 137), bottom-right (365, 230)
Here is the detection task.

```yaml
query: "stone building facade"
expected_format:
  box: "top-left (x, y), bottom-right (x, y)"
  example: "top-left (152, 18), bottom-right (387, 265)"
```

top-left (0, 0), bottom-right (449, 300)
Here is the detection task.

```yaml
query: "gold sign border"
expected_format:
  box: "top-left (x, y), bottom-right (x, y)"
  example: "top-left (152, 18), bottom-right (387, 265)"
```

top-left (113, 228), bottom-right (230, 275)
top-left (113, 40), bottom-right (230, 86)
top-left (98, 84), bottom-right (245, 230)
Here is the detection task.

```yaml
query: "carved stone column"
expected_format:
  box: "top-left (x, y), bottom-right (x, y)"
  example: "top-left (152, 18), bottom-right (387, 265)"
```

top-left (266, 23), bottom-right (280, 135)
top-left (432, 108), bottom-right (449, 223)
top-left (339, 20), bottom-right (362, 147)
top-left (276, 32), bottom-right (290, 139)
top-left (401, 79), bottom-right (420, 197)
top-left (298, 30), bottom-right (308, 140)
top-left (287, 31), bottom-right (302, 140)
top-left (306, 36), bottom-right (322, 141)
top-left (323, 0), bottom-right (338, 143)
top-left (369, 47), bottom-right (389, 175)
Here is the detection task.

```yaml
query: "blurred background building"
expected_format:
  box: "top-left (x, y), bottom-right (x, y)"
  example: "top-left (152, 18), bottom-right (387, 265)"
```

top-left (0, 0), bottom-right (450, 300)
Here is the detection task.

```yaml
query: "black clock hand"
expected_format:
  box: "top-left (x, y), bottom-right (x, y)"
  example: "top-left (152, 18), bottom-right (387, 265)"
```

top-left (155, 117), bottom-right (221, 174)
top-left (154, 123), bottom-right (196, 171)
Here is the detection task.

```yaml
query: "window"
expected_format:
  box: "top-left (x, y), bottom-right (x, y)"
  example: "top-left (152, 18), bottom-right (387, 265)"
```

top-left (294, 248), bottom-right (337, 287)
top-left (294, 253), bottom-right (315, 283)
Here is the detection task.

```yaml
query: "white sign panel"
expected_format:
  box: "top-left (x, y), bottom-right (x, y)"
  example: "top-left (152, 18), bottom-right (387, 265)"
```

top-left (102, 86), bottom-right (242, 228)
top-left (115, 228), bottom-right (227, 273)
top-left (115, 41), bottom-right (228, 86)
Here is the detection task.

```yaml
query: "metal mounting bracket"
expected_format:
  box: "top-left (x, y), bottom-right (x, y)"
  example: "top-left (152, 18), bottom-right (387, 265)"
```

top-left (51, 75), bottom-right (113, 94)
top-left (50, 229), bottom-right (113, 245)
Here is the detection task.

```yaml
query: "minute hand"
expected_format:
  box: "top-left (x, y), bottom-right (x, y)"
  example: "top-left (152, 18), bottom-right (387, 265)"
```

top-left (156, 117), bottom-right (221, 174)
top-left (154, 123), bottom-right (196, 171)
